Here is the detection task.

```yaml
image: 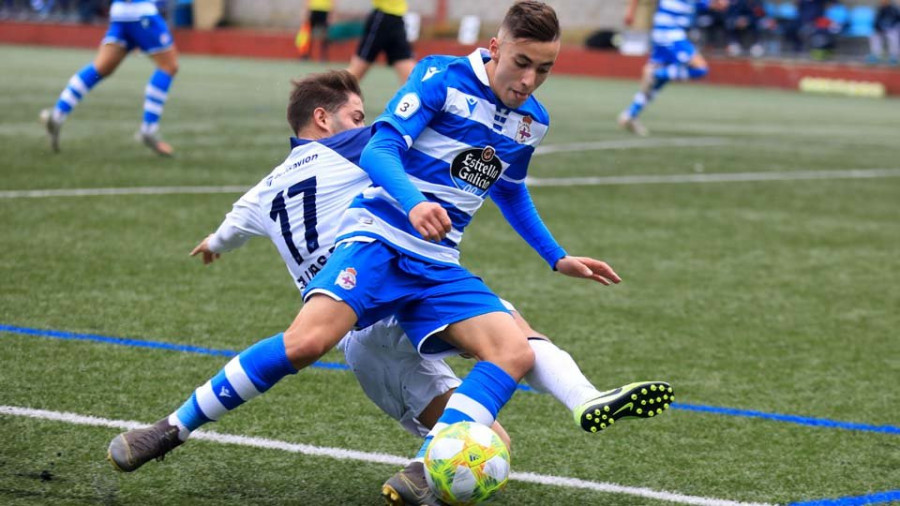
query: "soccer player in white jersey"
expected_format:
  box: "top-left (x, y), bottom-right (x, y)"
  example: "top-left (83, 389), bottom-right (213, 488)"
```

top-left (106, 3), bottom-right (673, 503)
top-left (40, 0), bottom-right (178, 156)
top-left (618, 0), bottom-right (727, 136)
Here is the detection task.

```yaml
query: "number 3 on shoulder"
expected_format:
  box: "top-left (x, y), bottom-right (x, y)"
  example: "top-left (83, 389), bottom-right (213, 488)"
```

top-left (394, 93), bottom-right (420, 119)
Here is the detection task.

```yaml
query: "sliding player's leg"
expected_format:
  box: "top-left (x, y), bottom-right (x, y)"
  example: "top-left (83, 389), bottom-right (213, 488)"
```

top-left (107, 294), bottom-right (357, 472)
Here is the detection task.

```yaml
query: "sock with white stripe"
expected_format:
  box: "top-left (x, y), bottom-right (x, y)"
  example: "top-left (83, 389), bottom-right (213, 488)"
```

top-left (171, 333), bottom-right (297, 439)
top-left (414, 361), bottom-right (517, 461)
top-left (524, 338), bottom-right (601, 412)
top-left (53, 63), bottom-right (103, 122)
top-left (141, 69), bottom-right (173, 134)
top-left (627, 91), bottom-right (650, 118)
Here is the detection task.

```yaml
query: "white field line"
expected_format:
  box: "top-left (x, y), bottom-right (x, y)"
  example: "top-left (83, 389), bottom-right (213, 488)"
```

top-left (533, 137), bottom-right (731, 156)
top-left (1, 405), bottom-right (773, 506)
top-left (2, 168), bottom-right (899, 199)
top-left (0, 186), bottom-right (249, 199)
top-left (527, 168), bottom-right (900, 187)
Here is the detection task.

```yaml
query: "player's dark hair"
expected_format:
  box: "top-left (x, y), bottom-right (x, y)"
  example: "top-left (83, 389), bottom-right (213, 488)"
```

top-left (287, 70), bottom-right (362, 135)
top-left (501, 1), bottom-right (560, 42)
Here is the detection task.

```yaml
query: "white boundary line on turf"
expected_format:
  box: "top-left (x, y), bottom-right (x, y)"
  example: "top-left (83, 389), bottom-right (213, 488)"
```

top-left (1, 405), bottom-right (772, 506)
top-left (532, 137), bottom-right (731, 156)
top-left (526, 168), bottom-right (900, 187)
top-left (0, 186), bottom-right (249, 199)
top-left (2, 168), bottom-right (898, 199)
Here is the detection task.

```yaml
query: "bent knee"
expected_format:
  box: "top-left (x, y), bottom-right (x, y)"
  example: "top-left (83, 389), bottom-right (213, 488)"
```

top-left (499, 342), bottom-right (535, 380)
top-left (160, 63), bottom-right (179, 76)
top-left (283, 328), bottom-right (332, 365)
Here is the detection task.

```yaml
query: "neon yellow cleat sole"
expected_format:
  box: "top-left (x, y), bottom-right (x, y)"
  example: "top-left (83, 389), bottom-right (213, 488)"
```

top-left (574, 381), bottom-right (674, 433)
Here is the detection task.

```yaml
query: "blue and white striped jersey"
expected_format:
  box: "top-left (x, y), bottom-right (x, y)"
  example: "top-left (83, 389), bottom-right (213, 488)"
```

top-left (336, 48), bottom-right (551, 265)
top-left (652, 0), bottom-right (709, 45)
top-left (109, 0), bottom-right (160, 22)
top-left (208, 127), bottom-right (372, 291)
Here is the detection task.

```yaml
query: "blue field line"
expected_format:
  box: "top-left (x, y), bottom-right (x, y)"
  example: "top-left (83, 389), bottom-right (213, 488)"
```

top-left (673, 402), bottom-right (900, 435)
top-left (789, 490), bottom-right (900, 506)
top-left (3, 324), bottom-right (899, 437)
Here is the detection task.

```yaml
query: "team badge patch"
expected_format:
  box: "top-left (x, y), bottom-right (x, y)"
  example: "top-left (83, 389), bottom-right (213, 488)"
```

top-left (335, 267), bottom-right (357, 290)
top-left (449, 146), bottom-right (502, 197)
top-left (515, 115), bottom-right (533, 144)
top-left (394, 93), bottom-right (420, 119)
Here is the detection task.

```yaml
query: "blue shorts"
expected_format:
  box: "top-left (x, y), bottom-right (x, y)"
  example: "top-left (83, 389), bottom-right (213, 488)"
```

top-left (102, 15), bottom-right (174, 54)
top-left (302, 240), bottom-right (509, 358)
top-left (649, 39), bottom-right (696, 65)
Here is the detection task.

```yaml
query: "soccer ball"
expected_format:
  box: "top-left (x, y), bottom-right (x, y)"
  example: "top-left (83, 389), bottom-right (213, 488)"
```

top-left (424, 421), bottom-right (510, 505)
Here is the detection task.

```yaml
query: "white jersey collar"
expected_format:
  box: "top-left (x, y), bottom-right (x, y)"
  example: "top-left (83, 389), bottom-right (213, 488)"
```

top-left (467, 48), bottom-right (491, 87)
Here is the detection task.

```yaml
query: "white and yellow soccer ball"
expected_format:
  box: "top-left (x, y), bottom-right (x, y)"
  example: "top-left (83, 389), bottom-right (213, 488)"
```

top-left (424, 421), bottom-right (510, 505)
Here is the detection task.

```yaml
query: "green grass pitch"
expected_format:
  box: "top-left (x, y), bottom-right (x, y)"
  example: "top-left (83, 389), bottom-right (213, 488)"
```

top-left (1, 44), bottom-right (898, 505)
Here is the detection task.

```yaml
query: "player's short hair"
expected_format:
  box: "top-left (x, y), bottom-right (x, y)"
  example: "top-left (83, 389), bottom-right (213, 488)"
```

top-left (287, 70), bottom-right (362, 134)
top-left (501, 1), bottom-right (560, 42)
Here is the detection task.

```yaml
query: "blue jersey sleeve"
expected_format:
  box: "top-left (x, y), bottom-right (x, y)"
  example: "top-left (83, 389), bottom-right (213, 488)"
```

top-left (373, 56), bottom-right (450, 147)
top-left (359, 123), bottom-right (429, 214)
top-left (490, 178), bottom-right (567, 269)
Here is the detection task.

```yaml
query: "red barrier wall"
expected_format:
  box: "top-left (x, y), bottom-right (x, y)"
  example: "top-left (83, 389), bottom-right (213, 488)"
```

top-left (2, 21), bottom-right (898, 95)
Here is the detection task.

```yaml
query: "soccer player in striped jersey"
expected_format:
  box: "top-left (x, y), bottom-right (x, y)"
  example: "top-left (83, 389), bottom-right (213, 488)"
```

top-left (181, 70), bottom-right (636, 450)
top-left (618, 0), bottom-right (727, 136)
top-left (106, 4), bottom-right (672, 502)
top-left (40, 0), bottom-right (178, 156)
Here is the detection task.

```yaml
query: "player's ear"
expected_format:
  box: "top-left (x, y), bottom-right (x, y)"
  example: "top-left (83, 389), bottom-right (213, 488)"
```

top-left (312, 107), bottom-right (329, 132)
top-left (488, 37), bottom-right (501, 61)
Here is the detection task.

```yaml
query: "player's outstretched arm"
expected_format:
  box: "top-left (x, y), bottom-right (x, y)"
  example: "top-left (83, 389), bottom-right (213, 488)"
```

top-left (189, 234), bottom-right (221, 265)
top-left (555, 256), bottom-right (621, 285)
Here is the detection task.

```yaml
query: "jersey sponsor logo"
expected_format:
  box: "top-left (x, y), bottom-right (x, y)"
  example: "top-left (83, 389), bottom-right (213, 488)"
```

top-left (422, 66), bottom-right (441, 82)
top-left (449, 146), bottom-right (501, 196)
top-left (394, 93), bottom-right (420, 119)
top-left (266, 153), bottom-right (319, 186)
top-left (515, 115), bottom-right (533, 143)
top-left (335, 267), bottom-right (357, 290)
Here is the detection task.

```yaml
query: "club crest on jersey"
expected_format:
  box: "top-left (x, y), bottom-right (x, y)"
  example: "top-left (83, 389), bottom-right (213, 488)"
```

top-left (335, 267), bottom-right (357, 290)
top-left (515, 115), bottom-right (533, 144)
top-left (449, 146), bottom-right (502, 197)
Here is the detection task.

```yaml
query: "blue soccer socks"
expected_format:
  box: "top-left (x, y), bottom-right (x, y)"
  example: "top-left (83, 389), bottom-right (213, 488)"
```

top-left (53, 63), bottom-right (103, 121)
top-left (142, 69), bottom-right (173, 134)
top-left (173, 333), bottom-right (297, 435)
top-left (415, 361), bottom-right (517, 460)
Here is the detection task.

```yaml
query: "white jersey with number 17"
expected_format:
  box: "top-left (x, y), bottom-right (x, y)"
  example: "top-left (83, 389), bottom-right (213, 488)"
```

top-left (208, 127), bottom-right (372, 291)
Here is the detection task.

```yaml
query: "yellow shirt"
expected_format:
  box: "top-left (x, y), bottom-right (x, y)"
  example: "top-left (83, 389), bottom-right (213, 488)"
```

top-left (308, 0), bottom-right (332, 12)
top-left (372, 0), bottom-right (406, 16)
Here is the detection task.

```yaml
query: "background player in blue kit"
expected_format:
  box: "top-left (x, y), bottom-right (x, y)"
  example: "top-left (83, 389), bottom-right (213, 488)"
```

top-left (106, 4), bottom-right (672, 503)
top-left (618, 0), bottom-right (727, 136)
top-left (40, 0), bottom-right (178, 156)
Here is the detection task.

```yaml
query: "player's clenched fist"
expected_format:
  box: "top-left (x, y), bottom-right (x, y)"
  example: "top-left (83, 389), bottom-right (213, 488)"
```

top-left (409, 201), bottom-right (452, 242)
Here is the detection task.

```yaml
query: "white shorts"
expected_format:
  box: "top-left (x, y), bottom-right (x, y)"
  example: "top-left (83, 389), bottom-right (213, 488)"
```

top-left (337, 318), bottom-right (461, 437)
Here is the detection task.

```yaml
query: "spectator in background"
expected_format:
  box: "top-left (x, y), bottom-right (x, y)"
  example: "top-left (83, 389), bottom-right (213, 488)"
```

top-left (347, 0), bottom-right (415, 84)
top-left (784, 0), bottom-right (833, 53)
top-left (868, 0), bottom-right (900, 65)
top-left (725, 0), bottom-right (768, 57)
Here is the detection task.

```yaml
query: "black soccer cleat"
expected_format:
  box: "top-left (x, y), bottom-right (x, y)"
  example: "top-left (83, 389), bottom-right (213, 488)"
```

top-left (575, 381), bottom-right (674, 433)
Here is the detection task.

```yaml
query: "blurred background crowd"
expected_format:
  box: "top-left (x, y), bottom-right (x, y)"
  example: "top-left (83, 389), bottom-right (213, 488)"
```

top-left (2, 0), bottom-right (898, 65)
